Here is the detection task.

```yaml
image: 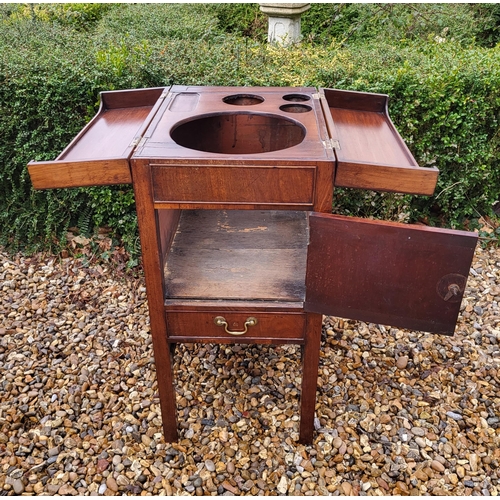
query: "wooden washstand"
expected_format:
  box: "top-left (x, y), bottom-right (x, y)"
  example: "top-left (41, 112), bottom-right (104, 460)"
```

top-left (28, 86), bottom-right (477, 444)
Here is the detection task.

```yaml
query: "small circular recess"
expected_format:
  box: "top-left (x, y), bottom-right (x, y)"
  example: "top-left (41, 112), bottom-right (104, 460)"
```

top-left (279, 104), bottom-right (312, 113)
top-left (223, 94), bottom-right (264, 106)
top-left (282, 94), bottom-right (311, 102)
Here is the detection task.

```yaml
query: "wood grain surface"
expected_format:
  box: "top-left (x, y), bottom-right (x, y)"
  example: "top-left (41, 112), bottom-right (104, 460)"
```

top-left (305, 213), bottom-right (478, 334)
top-left (164, 210), bottom-right (308, 302)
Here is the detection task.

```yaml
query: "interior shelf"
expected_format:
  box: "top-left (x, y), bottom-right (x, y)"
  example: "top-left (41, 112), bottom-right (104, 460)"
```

top-left (164, 210), bottom-right (309, 302)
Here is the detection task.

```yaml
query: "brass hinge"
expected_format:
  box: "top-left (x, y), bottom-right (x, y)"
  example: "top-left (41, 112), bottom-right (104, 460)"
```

top-left (159, 89), bottom-right (172, 100)
top-left (322, 138), bottom-right (341, 150)
top-left (312, 92), bottom-right (321, 100)
top-left (129, 136), bottom-right (147, 149)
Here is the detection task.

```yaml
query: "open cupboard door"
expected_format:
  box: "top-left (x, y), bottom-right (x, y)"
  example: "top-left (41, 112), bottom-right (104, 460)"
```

top-left (304, 213), bottom-right (478, 335)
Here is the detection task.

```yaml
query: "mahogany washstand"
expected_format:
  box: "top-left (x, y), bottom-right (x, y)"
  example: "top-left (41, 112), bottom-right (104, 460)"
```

top-left (28, 86), bottom-right (477, 444)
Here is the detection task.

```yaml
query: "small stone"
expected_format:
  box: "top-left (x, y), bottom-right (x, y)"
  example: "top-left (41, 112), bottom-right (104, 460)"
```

top-left (116, 475), bottom-right (129, 487)
top-left (464, 480), bottom-right (475, 488)
top-left (97, 458), bottom-right (109, 472)
top-left (47, 484), bottom-right (60, 494)
top-left (205, 459), bottom-right (216, 472)
top-left (361, 482), bottom-right (371, 492)
top-left (106, 476), bottom-right (119, 492)
top-left (431, 460), bottom-right (445, 473)
top-left (469, 453), bottom-right (478, 472)
top-left (456, 465), bottom-right (465, 478)
top-left (243, 480), bottom-right (254, 491)
top-left (277, 475), bottom-right (288, 494)
top-left (332, 437), bottom-right (343, 449)
top-left (59, 484), bottom-right (78, 495)
top-left (415, 469), bottom-right (428, 481)
top-left (226, 462), bottom-right (235, 474)
top-left (341, 482), bottom-right (352, 495)
top-left (47, 446), bottom-right (59, 457)
top-left (221, 481), bottom-right (238, 494)
top-left (396, 356), bottom-right (409, 369)
top-left (301, 459), bottom-right (314, 472)
top-left (12, 479), bottom-right (24, 495)
top-left (474, 306), bottom-right (483, 316)
top-left (415, 437), bottom-right (426, 448)
top-left (411, 427), bottom-right (426, 437)
top-left (446, 411), bottom-right (463, 421)
top-left (33, 482), bottom-right (44, 494)
top-left (396, 481), bottom-right (409, 493)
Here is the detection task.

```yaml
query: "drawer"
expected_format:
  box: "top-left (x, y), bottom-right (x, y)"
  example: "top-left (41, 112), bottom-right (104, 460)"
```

top-left (151, 165), bottom-right (315, 207)
top-left (166, 311), bottom-right (306, 342)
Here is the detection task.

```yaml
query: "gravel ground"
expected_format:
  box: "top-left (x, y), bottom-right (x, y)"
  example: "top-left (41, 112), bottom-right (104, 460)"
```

top-left (1, 243), bottom-right (499, 496)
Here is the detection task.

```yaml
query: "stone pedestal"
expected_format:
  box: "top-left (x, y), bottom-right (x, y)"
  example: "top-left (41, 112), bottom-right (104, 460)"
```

top-left (259, 3), bottom-right (310, 46)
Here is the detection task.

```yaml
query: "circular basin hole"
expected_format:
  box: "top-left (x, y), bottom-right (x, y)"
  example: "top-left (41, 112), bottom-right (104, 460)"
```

top-left (223, 94), bottom-right (264, 106)
top-left (282, 94), bottom-right (311, 102)
top-left (279, 104), bottom-right (312, 113)
top-left (170, 112), bottom-right (305, 154)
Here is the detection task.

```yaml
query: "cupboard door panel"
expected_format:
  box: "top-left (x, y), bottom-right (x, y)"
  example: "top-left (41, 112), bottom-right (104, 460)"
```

top-left (304, 214), bottom-right (477, 335)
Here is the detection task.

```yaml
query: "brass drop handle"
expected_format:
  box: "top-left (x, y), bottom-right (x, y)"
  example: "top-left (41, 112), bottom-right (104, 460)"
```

top-left (214, 316), bottom-right (258, 336)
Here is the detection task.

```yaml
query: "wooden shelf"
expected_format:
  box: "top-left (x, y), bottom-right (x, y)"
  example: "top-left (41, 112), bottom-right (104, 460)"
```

top-left (164, 210), bottom-right (308, 303)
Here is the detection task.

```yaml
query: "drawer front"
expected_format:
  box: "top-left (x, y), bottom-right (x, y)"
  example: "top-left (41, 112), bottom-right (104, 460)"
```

top-left (166, 311), bottom-right (306, 342)
top-left (151, 165), bottom-right (315, 206)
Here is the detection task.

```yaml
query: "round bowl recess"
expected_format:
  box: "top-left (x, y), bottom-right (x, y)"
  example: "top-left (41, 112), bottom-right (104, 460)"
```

top-left (282, 94), bottom-right (311, 102)
top-left (280, 104), bottom-right (312, 113)
top-left (170, 112), bottom-right (305, 154)
top-left (223, 94), bottom-right (264, 106)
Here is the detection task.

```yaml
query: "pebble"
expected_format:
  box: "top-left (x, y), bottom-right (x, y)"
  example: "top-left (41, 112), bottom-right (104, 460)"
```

top-left (446, 411), bottom-right (463, 421)
top-left (415, 437), bottom-right (426, 448)
top-left (0, 242), bottom-right (498, 496)
top-left (431, 460), bottom-right (445, 473)
top-left (12, 479), bottom-right (24, 495)
top-left (205, 459), bottom-right (216, 472)
top-left (59, 484), bottom-right (78, 495)
top-left (277, 475), bottom-right (288, 494)
top-left (106, 476), bottom-right (119, 492)
top-left (396, 355), bottom-right (409, 369)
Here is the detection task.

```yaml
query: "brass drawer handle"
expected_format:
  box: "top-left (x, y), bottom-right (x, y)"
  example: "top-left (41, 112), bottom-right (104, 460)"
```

top-left (214, 316), bottom-right (258, 336)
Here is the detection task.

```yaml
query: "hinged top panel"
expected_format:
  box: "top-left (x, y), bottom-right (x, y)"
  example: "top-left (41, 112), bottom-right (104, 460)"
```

top-left (319, 88), bottom-right (439, 195)
top-left (28, 87), bottom-right (167, 189)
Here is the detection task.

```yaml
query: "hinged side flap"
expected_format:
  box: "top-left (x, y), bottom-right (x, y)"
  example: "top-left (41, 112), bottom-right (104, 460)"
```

top-left (28, 87), bottom-right (169, 189)
top-left (319, 88), bottom-right (439, 195)
top-left (304, 213), bottom-right (477, 334)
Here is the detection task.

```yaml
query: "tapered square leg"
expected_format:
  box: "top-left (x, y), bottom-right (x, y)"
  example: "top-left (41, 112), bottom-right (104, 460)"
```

top-left (298, 313), bottom-right (323, 444)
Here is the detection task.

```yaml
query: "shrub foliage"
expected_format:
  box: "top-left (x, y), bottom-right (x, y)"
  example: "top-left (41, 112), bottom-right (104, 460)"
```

top-left (0, 4), bottom-right (498, 255)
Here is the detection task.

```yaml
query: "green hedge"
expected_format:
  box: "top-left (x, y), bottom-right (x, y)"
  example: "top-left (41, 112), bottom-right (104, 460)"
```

top-left (1, 4), bottom-right (498, 256)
